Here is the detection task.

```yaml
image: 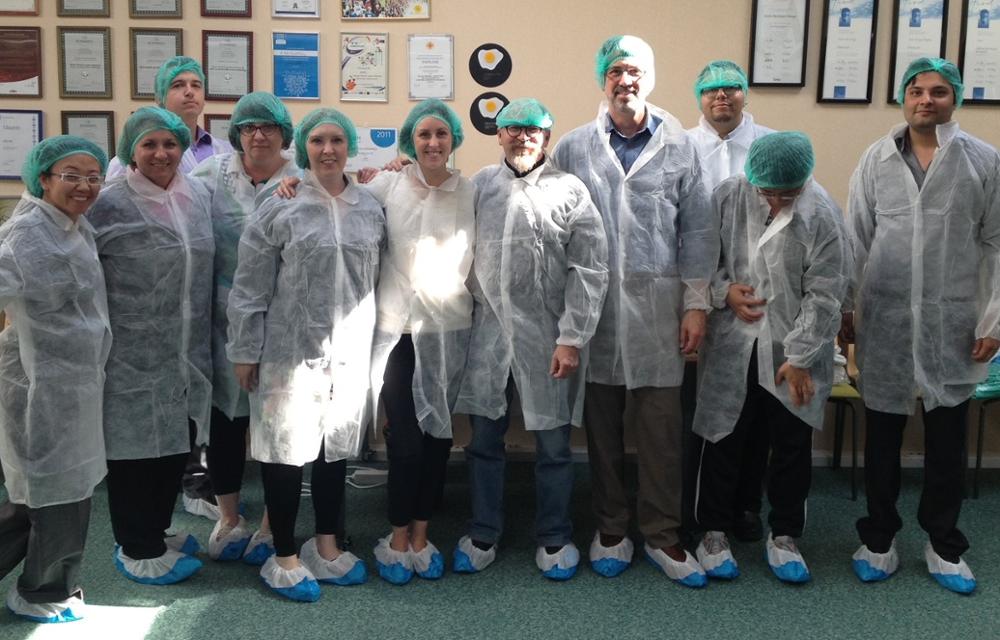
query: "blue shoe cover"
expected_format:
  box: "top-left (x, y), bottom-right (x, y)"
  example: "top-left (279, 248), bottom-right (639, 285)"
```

top-left (925, 544), bottom-right (976, 594)
top-left (696, 532), bottom-right (740, 580)
top-left (259, 557), bottom-right (321, 602)
top-left (165, 532), bottom-right (201, 556)
top-left (706, 559), bottom-right (740, 580)
top-left (209, 516), bottom-right (252, 561)
top-left (542, 564), bottom-right (578, 581)
top-left (413, 550), bottom-right (444, 580)
top-left (588, 532), bottom-right (633, 578)
top-left (374, 535), bottom-right (414, 585)
top-left (536, 543), bottom-right (580, 581)
top-left (376, 560), bottom-right (414, 585)
top-left (769, 559), bottom-right (811, 583)
top-left (330, 559), bottom-right (368, 586)
top-left (299, 539), bottom-right (368, 586)
top-left (452, 536), bottom-right (496, 574)
top-left (5, 589), bottom-right (84, 623)
top-left (114, 547), bottom-right (203, 585)
top-left (591, 557), bottom-right (631, 577)
top-left (243, 530), bottom-right (275, 566)
top-left (766, 534), bottom-right (811, 584)
top-left (453, 548), bottom-right (476, 574)
top-left (643, 544), bottom-right (707, 588)
top-left (853, 559), bottom-right (891, 582)
top-left (851, 543), bottom-right (897, 582)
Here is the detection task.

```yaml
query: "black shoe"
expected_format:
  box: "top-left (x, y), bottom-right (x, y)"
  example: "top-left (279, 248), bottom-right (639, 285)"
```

top-left (733, 511), bottom-right (763, 542)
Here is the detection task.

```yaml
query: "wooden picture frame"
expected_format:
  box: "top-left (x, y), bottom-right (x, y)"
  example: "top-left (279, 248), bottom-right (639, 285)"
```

top-left (130, 28), bottom-right (183, 100)
top-left (57, 26), bottom-right (113, 99)
top-left (61, 110), bottom-right (116, 160)
top-left (0, 0), bottom-right (38, 16)
top-left (0, 27), bottom-right (42, 98)
top-left (202, 30), bottom-right (254, 101)
top-left (204, 113), bottom-right (232, 141)
top-left (201, 0), bottom-right (251, 17)
top-left (57, 0), bottom-right (111, 17)
top-left (130, 0), bottom-right (181, 18)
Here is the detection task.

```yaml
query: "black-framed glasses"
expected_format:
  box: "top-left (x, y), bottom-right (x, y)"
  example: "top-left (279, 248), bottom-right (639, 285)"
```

top-left (701, 86), bottom-right (743, 98)
top-left (238, 123), bottom-right (280, 137)
top-left (503, 125), bottom-right (543, 137)
top-left (47, 172), bottom-right (105, 187)
top-left (605, 66), bottom-right (645, 82)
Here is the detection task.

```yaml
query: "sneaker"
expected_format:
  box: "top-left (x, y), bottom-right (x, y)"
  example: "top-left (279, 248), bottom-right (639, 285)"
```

top-left (643, 543), bottom-right (707, 588)
top-left (535, 543), bottom-right (580, 581)
top-left (453, 536), bottom-right (497, 574)
top-left (588, 532), bottom-right (634, 578)
top-left (696, 531), bottom-right (740, 580)
top-left (5, 588), bottom-right (84, 624)
top-left (182, 494), bottom-right (220, 521)
top-left (373, 535), bottom-right (414, 585)
top-left (410, 541), bottom-right (445, 580)
top-left (766, 533), bottom-right (811, 583)
top-left (242, 529), bottom-right (275, 566)
top-left (208, 516), bottom-right (252, 561)
top-left (924, 543), bottom-right (976, 594)
top-left (299, 538), bottom-right (367, 586)
top-left (113, 547), bottom-right (202, 585)
top-left (852, 542), bottom-right (899, 582)
top-left (259, 556), bottom-right (321, 602)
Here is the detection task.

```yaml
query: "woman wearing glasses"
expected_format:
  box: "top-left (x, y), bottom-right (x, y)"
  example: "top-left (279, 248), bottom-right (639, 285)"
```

top-left (0, 136), bottom-right (112, 624)
top-left (88, 107), bottom-right (214, 586)
top-left (190, 92), bottom-right (299, 566)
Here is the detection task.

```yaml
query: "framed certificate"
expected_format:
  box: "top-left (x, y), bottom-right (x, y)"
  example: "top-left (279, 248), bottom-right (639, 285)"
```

top-left (818, 0), bottom-right (880, 102)
top-left (204, 113), bottom-right (232, 141)
top-left (130, 0), bottom-right (181, 18)
top-left (0, 109), bottom-right (42, 180)
top-left (341, 33), bottom-right (388, 102)
top-left (0, 0), bottom-right (37, 15)
top-left (273, 32), bottom-right (320, 100)
top-left (343, 0), bottom-right (429, 19)
top-left (203, 30), bottom-right (254, 101)
top-left (888, 0), bottom-right (949, 103)
top-left (61, 111), bottom-right (115, 160)
top-left (749, 0), bottom-right (810, 86)
top-left (0, 27), bottom-right (42, 98)
top-left (408, 34), bottom-right (453, 100)
top-left (131, 28), bottom-right (183, 100)
top-left (58, 0), bottom-right (110, 16)
top-left (0, 197), bottom-right (18, 229)
top-left (959, 0), bottom-right (1000, 104)
top-left (58, 27), bottom-right (112, 99)
top-left (202, 0), bottom-right (251, 17)
top-left (272, 0), bottom-right (319, 18)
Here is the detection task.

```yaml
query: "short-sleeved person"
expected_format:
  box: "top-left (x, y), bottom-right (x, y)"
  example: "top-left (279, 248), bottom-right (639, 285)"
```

top-left (451, 98), bottom-right (609, 579)
top-left (694, 132), bottom-right (851, 583)
top-left (0, 136), bottom-right (112, 623)
top-left (845, 58), bottom-right (1000, 594)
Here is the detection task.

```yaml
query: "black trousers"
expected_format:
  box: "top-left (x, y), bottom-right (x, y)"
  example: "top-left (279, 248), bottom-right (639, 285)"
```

top-left (207, 407), bottom-right (251, 496)
top-left (0, 498), bottom-right (90, 603)
top-left (260, 445), bottom-right (347, 558)
top-left (856, 402), bottom-right (970, 562)
top-left (381, 334), bottom-right (452, 527)
top-left (696, 351), bottom-right (814, 538)
top-left (106, 452), bottom-right (188, 559)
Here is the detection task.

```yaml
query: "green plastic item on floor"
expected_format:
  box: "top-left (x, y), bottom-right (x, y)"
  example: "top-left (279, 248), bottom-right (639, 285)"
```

top-left (974, 358), bottom-right (1000, 399)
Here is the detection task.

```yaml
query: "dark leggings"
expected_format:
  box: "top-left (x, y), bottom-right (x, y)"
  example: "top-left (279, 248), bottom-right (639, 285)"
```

top-left (107, 452), bottom-right (189, 559)
top-left (381, 334), bottom-right (453, 527)
top-left (207, 407), bottom-right (251, 496)
top-left (260, 445), bottom-right (347, 558)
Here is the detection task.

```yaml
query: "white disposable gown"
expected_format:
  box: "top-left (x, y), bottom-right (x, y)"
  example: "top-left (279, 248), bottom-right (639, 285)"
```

top-left (848, 122), bottom-right (1000, 414)
top-left (454, 160), bottom-right (609, 430)
top-left (551, 102), bottom-right (717, 389)
top-left (693, 177), bottom-right (852, 442)
top-left (226, 173), bottom-right (386, 465)
top-left (89, 169), bottom-right (214, 460)
top-left (0, 195), bottom-right (112, 507)
top-left (686, 112), bottom-right (775, 192)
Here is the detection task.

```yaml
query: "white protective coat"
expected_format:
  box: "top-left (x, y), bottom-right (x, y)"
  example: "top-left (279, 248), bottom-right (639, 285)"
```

top-left (551, 102), bottom-right (717, 389)
top-left (686, 112), bottom-right (775, 192)
top-left (848, 122), bottom-right (1000, 414)
top-left (454, 160), bottom-right (609, 430)
top-left (693, 177), bottom-right (852, 442)
top-left (365, 164), bottom-right (475, 439)
top-left (0, 195), bottom-right (112, 507)
top-left (89, 169), bottom-right (214, 460)
top-left (190, 150), bottom-right (299, 420)
top-left (226, 173), bottom-right (386, 465)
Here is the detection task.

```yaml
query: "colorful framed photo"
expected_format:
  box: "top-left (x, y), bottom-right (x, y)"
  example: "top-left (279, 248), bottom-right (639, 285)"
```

top-left (0, 27), bottom-right (42, 98)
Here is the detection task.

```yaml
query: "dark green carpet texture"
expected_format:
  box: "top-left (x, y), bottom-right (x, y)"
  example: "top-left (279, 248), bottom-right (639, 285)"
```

top-left (2, 464), bottom-right (1000, 639)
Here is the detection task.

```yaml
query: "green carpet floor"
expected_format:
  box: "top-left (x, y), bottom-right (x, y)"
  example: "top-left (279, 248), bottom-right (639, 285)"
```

top-left (2, 464), bottom-right (999, 640)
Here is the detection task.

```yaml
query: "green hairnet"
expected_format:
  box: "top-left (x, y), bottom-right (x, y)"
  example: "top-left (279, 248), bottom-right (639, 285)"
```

top-left (744, 131), bottom-right (815, 190)
top-left (694, 60), bottom-right (749, 105)
top-left (594, 35), bottom-right (655, 88)
top-left (21, 135), bottom-right (108, 198)
top-left (154, 56), bottom-right (205, 107)
top-left (229, 91), bottom-right (294, 151)
top-left (897, 57), bottom-right (964, 107)
top-left (117, 106), bottom-right (191, 167)
top-left (495, 98), bottom-right (554, 129)
top-left (399, 99), bottom-right (464, 159)
top-left (293, 108), bottom-right (358, 169)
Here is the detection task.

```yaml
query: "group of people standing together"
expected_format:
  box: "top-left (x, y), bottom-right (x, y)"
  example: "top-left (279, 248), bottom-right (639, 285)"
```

top-left (1, 31), bottom-right (998, 623)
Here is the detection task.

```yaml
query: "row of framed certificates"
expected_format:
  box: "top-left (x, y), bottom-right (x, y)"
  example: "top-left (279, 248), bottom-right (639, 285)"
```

top-left (751, 0), bottom-right (997, 104)
top-left (0, 28), bottom-right (454, 103)
top-left (0, 0), bottom-right (431, 20)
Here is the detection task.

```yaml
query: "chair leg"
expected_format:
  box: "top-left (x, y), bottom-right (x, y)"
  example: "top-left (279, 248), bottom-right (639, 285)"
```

top-left (832, 400), bottom-right (844, 470)
top-left (975, 401), bottom-right (987, 499)
top-left (848, 401), bottom-right (857, 501)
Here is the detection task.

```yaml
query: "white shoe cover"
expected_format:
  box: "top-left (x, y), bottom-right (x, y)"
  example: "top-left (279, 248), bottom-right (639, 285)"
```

top-left (410, 541), bottom-right (445, 579)
top-left (766, 533), bottom-right (811, 583)
top-left (924, 543), bottom-right (976, 594)
top-left (299, 538), bottom-right (367, 585)
top-left (643, 543), bottom-right (707, 588)
top-left (852, 542), bottom-right (899, 582)
top-left (452, 536), bottom-right (497, 573)
top-left (182, 495), bottom-right (220, 521)
top-left (259, 556), bottom-right (320, 602)
top-left (114, 547), bottom-right (202, 585)
top-left (208, 516), bottom-right (252, 561)
top-left (696, 531), bottom-right (740, 580)
top-left (242, 529), bottom-right (275, 566)
top-left (5, 588), bottom-right (84, 623)
top-left (535, 543), bottom-right (580, 580)
top-left (164, 531), bottom-right (201, 556)
top-left (374, 535), bottom-right (414, 585)
top-left (588, 532), bottom-right (634, 577)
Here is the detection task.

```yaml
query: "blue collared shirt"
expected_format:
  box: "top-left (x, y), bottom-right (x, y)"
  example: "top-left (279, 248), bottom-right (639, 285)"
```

top-left (606, 111), bottom-right (661, 174)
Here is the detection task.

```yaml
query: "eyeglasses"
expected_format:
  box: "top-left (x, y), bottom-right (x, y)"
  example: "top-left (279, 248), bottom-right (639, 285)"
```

top-left (702, 86), bottom-right (742, 98)
top-left (503, 125), bottom-right (544, 137)
top-left (756, 187), bottom-right (801, 203)
top-left (238, 123), bottom-right (280, 137)
top-left (47, 172), bottom-right (105, 187)
top-left (606, 66), bottom-right (646, 82)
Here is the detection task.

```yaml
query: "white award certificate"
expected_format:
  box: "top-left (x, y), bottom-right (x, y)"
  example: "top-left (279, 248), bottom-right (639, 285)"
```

top-left (205, 32), bottom-right (252, 99)
top-left (133, 31), bottom-right (181, 98)
top-left (961, 0), bottom-right (1000, 102)
top-left (60, 28), bottom-right (110, 97)
top-left (819, 0), bottom-right (878, 101)
top-left (408, 34), bottom-right (453, 100)
top-left (272, 0), bottom-right (318, 17)
top-left (0, 110), bottom-right (42, 180)
top-left (346, 128), bottom-right (399, 173)
top-left (63, 113), bottom-right (113, 159)
top-left (751, 0), bottom-right (809, 85)
top-left (341, 33), bottom-right (388, 102)
top-left (890, 0), bottom-right (947, 102)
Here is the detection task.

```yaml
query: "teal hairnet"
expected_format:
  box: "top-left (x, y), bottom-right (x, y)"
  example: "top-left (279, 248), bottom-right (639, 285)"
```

top-left (495, 98), bottom-right (554, 129)
top-left (293, 108), bottom-right (358, 169)
top-left (897, 57), bottom-right (964, 107)
top-left (229, 91), bottom-right (294, 151)
top-left (594, 35), bottom-right (655, 88)
top-left (694, 60), bottom-right (749, 105)
top-left (744, 131), bottom-right (815, 190)
top-left (21, 135), bottom-right (108, 198)
top-left (399, 99), bottom-right (465, 159)
top-left (117, 106), bottom-right (191, 167)
top-left (154, 56), bottom-right (205, 107)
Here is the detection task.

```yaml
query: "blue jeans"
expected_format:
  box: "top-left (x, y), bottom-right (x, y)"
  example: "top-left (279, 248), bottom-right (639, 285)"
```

top-left (466, 413), bottom-right (574, 547)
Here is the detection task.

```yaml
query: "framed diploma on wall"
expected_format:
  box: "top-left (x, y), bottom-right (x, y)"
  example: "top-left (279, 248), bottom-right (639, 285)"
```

top-left (958, 0), bottom-right (1000, 104)
top-left (58, 0), bottom-right (111, 17)
top-left (204, 113), bottom-right (232, 141)
top-left (408, 34), bottom-right (453, 100)
top-left (57, 27), bottom-right (113, 99)
top-left (61, 110), bottom-right (115, 159)
top-left (0, 27), bottom-right (42, 98)
top-left (0, 109), bottom-right (42, 180)
top-left (888, 0), bottom-right (948, 104)
top-left (817, 0), bottom-right (880, 102)
top-left (340, 33), bottom-right (388, 102)
top-left (130, 28), bottom-right (183, 100)
top-left (0, 0), bottom-right (38, 15)
top-left (749, 0), bottom-right (810, 86)
top-left (130, 0), bottom-right (181, 18)
top-left (202, 30), bottom-right (254, 101)
top-left (202, 0), bottom-right (251, 17)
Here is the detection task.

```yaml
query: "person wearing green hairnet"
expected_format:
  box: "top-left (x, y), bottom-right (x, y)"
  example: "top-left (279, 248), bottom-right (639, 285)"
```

top-left (693, 132), bottom-right (851, 585)
top-left (188, 91), bottom-right (299, 566)
top-left (0, 136), bottom-right (111, 624)
top-left (845, 57), bottom-right (1000, 594)
top-left (227, 108), bottom-right (384, 601)
top-left (551, 35), bottom-right (716, 587)
top-left (89, 106), bottom-right (214, 586)
top-left (450, 98), bottom-right (609, 580)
